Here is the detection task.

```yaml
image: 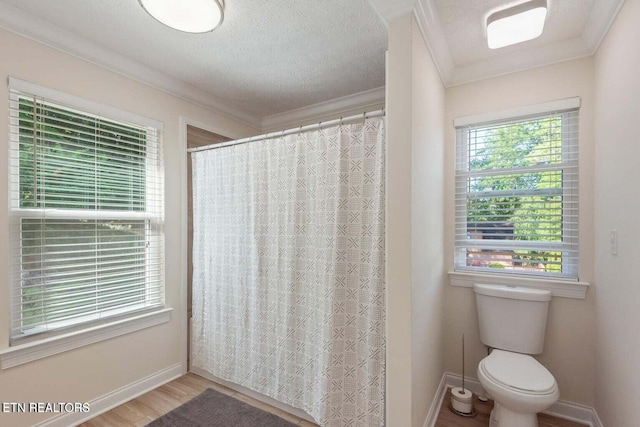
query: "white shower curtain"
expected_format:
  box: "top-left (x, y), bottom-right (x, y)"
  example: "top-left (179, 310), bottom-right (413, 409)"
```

top-left (191, 118), bottom-right (385, 427)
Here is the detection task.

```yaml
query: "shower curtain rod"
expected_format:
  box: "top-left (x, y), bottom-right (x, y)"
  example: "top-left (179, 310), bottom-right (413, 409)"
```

top-left (187, 108), bottom-right (385, 153)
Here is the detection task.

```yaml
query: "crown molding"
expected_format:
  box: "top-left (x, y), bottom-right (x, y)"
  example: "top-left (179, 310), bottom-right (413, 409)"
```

top-left (367, 0), bottom-right (416, 25)
top-left (447, 35), bottom-right (593, 87)
top-left (261, 86), bottom-right (385, 131)
top-left (582, 0), bottom-right (627, 53)
top-left (387, 0), bottom-right (626, 88)
top-left (0, 2), bottom-right (262, 128)
top-left (413, 0), bottom-right (454, 85)
top-left (1, 0), bottom-right (624, 127)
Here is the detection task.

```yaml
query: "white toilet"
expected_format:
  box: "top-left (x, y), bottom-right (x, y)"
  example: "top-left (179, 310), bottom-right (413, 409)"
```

top-left (474, 283), bottom-right (560, 427)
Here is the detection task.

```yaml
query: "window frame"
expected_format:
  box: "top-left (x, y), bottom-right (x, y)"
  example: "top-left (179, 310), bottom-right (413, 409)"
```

top-left (3, 78), bottom-right (168, 364)
top-left (452, 97), bottom-right (582, 285)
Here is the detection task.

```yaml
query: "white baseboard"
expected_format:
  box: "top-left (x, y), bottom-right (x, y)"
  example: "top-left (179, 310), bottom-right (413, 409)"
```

top-left (422, 373), bottom-right (449, 427)
top-left (424, 372), bottom-right (602, 427)
top-left (35, 363), bottom-right (184, 427)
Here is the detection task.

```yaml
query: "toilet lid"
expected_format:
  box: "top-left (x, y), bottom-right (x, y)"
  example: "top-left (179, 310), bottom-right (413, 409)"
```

top-left (481, 350), bottom-right (556, 394)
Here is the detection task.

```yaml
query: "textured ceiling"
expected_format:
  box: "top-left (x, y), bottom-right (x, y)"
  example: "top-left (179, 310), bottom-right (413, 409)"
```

top-left (0, 0), bottom-right (387, 123)
top-left (0, 0), bottom-right (625, 127)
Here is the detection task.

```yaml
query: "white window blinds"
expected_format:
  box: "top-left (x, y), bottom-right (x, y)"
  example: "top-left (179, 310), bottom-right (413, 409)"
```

top-left (8, 79), bottom-right (165, 342)
top-left (454, 103), bottom-right (579, 279)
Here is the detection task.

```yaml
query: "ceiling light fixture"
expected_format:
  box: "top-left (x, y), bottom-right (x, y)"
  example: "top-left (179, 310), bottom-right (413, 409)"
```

top-left (139, 0), bottom-right (224, 33)
top-left (486, 0), bottom-right (548, 49)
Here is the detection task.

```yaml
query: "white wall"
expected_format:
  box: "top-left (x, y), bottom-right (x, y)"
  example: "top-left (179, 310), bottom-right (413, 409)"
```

top-left (444, 57), bottom-right (597, 407)
top-left (410, 17), bottom-right (445, 427)
top-left (386, 13), bottom-right (445, 427)
top-left (594, 0), bottom-right (640, 424)
top-left (0, 28), bottom-right (258, 426)
top-left (386, 14), bottom-right (414, 426)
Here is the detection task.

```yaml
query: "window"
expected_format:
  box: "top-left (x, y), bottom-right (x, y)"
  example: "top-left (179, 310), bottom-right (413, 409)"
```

top-left (454, 99), bottom-right (579, 279)
top-left (8, 79), bottom-right (164, 344)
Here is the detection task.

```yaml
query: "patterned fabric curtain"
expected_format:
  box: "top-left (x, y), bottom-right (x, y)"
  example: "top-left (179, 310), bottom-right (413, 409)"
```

top-left (191, 118), bottom-right (385, 427)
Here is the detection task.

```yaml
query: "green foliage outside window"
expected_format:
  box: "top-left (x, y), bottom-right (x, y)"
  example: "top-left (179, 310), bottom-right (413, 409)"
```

top-left (18, 98), bottom-right (146, 210)
top-left (17, 98), bottom-right (149, 331)
top-left (467, 116), bottom-right (564, 273)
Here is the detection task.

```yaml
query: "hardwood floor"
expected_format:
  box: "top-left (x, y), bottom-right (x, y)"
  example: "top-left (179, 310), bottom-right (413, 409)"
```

top-left (79, 373), bottom-right (318, 427)
top-left (434, 389), bottom-right (587, 427)
top-left (82, 375), bottom-right (587, 427)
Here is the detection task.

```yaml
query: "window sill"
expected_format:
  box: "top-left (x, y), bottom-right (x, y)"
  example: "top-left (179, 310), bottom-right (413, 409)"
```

top-left (0, 308), bottom-right (172, 369)
top-left (448, 271), bottom-right (589, 299)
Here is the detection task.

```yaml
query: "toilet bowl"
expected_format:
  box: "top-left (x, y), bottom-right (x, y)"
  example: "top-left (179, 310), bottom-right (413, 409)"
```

top-left (478, 350), bottom-right (559, 427)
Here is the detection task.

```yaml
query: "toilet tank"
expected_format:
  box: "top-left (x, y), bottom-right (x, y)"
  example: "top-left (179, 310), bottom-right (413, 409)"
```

top-left (474, 283), bottom-right (551, 354)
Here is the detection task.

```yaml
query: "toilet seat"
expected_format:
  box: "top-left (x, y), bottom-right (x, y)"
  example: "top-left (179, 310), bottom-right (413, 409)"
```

top-left (480, 349), bottom-right (557, 395)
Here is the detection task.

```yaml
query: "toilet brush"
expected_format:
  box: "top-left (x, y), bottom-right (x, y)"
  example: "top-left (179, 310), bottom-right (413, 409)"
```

top-left (450, 334), bottom-right (476, 416)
